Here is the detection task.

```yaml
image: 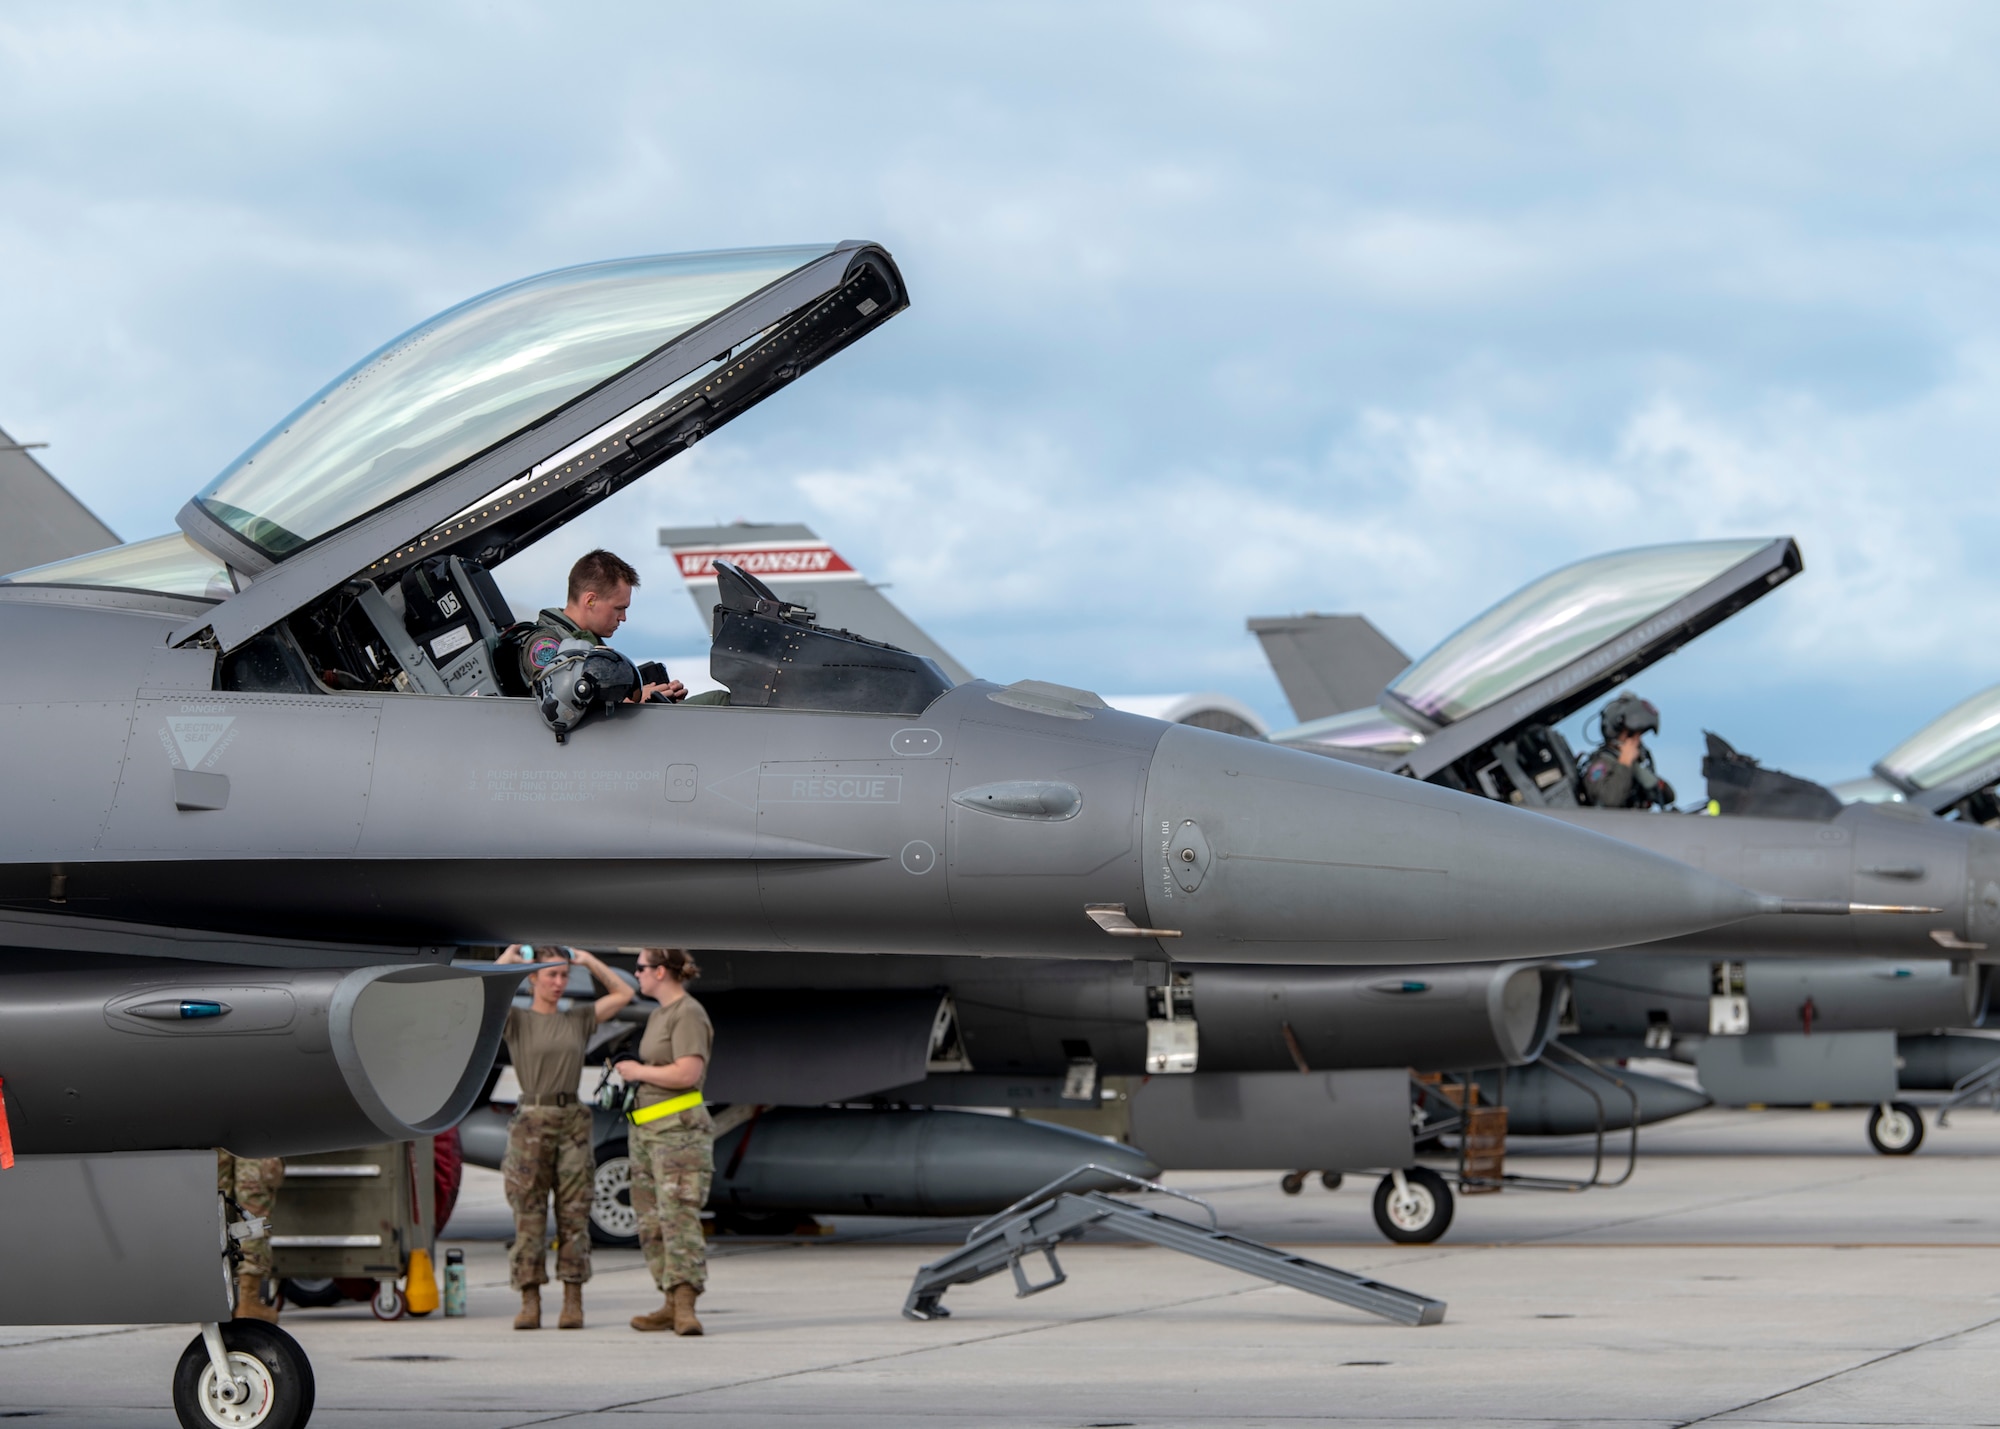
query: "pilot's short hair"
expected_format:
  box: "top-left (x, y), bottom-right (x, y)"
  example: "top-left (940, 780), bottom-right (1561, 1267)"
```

top-left (569, 549), bottom-right (641, 602)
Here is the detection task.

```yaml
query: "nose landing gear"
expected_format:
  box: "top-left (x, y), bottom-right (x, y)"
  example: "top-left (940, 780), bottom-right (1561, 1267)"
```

top-left (1372, 1167), bottom-right (1454, 1244)
top-left (172, 1319), bottom-right (315, 1429)
top-left (1866, 1101), bottom-right (1924, 1156)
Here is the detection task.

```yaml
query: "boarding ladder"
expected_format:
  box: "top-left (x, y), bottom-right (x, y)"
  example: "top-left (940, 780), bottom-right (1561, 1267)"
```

top-left (901, 1166), bottom-right (1446, 1326)
top-left (1936, 1049), bottom-right (2000, 1126)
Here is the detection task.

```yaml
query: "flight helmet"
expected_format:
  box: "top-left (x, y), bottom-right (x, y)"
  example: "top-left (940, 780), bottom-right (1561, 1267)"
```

top-left (535, 639), bottom-right (640, 740)
top-left (1600, 693), bottom-right (1661, 740)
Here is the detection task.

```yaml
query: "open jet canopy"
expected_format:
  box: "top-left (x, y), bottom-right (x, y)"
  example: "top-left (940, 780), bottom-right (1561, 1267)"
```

top-left (4, 242), bottom-right (906, 656)
top-left (5, 530), bottom-right (229, 601)
top-left (1873, 684), bottom-right (2000, 821)
top-left (1272, 536), bottom-right (1801, 802)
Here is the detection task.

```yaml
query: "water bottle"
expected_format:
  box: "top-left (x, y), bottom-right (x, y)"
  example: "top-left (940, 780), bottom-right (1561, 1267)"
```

top-left (443, 1248), bottom-right (466, 1317)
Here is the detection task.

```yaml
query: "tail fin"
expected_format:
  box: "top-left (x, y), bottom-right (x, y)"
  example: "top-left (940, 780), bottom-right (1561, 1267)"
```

top-left (1247, 614), bottom-right (1410, 723)
top-left (0, 422), bottom-right (119, 575)
top-left (659, 522), bottom-right (973, 684)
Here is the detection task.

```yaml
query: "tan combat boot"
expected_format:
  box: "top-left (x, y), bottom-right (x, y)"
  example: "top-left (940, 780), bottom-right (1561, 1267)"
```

top-left (630, 1293), bottom-right (676, 1332)
top-left (671, 1283), bottom-right (703, 1337)
top-left (558, 1282), bottom-right (584, 1330)
top-left (514, 1286), bottom-right (541, 1330)
top-left (234, 1273), bottom-right (278, 1324)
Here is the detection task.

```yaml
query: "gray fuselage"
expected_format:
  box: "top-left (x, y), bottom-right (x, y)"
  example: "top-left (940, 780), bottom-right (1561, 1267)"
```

top-left (0, 587), bottom-right (1770, 970)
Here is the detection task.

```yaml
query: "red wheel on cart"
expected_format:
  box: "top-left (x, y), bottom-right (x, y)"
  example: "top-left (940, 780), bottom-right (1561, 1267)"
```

top-left (370, 1281), bottom-right (406, 1321)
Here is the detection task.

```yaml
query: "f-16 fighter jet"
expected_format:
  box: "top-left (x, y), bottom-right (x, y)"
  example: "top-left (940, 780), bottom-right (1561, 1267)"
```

top-left (0, 247), bottom-right (1798, 1424)
top-left (1263, 538), bottom-right (1979, 957)
top-left (1257, 541), bottom-right (1990, 1151)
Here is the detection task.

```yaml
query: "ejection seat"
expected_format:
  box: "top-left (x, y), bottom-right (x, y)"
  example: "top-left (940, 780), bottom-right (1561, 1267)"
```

top-left (703, 559), bottom-right (952, 716)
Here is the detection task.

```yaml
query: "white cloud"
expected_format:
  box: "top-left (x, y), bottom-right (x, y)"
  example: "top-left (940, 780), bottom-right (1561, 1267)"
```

top-left (7, 1), bottom-right (2000, 786)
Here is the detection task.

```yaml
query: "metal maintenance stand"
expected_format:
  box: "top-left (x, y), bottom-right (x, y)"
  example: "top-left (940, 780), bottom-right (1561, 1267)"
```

top-left (902, 1166), bottom-right (1446, 1326)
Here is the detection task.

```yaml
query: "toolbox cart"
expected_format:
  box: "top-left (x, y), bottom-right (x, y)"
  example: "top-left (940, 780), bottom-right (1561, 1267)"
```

top-left (271, 1138), bottom-right (448, 1320)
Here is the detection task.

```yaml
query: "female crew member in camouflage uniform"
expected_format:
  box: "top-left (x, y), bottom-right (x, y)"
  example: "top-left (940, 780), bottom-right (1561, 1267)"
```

top-left (614, 948), bottom-right (714, 1335)
top-left (496, 944), bottom-right (635, 1330)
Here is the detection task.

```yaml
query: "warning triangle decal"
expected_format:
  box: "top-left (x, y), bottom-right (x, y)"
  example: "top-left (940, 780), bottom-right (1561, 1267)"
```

top-left (166, 715), bottom-right (236, 770)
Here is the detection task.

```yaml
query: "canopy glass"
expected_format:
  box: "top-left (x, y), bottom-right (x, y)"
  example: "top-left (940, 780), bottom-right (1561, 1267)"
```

top-left (3, 532), bottom-right (228, 600)
top-left (1270, 704), bottom-right (1426, 758)
top-left (1388, 539), bottom-right (1769, 725)
top-left (1830, 774), bottom-right (1906, 805)
top-left (1877, 684), bottom-right (2000, 793)
top-left (193, 246), bottom-right (834, 559)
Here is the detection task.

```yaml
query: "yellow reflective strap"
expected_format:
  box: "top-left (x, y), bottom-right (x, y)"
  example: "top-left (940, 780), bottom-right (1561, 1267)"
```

top-left (629, 1089), bottom-right (704, 1125)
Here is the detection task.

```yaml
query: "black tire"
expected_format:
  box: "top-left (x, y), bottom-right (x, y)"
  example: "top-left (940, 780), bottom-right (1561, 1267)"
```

top-left (589, 1137), bottom-right (640, 1247)
top-left (1372, 1168), bottom-right (1454, 1244)
top-left (173, 1321), bottom-right (315, 1429)
top-left (1279, 1171), bottom-right (1306, 1195)
top-left (1867, 1101), bottom-right (1925, 1156)
top-left (276, 1278), bottom-right (342, 1310)
top-left (712, 1209), bottom-right (808, 1236)
top-left (1319, 1171), bottom-right (1343, 1191)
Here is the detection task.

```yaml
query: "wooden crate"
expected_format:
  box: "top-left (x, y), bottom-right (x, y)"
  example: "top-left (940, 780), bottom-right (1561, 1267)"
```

top-left (1459, 1106), bottom-right (1507, 1193)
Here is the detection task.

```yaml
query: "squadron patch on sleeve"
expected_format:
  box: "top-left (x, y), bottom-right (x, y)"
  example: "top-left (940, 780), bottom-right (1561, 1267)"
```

top-left (528, 634), bottom-right (565, 669)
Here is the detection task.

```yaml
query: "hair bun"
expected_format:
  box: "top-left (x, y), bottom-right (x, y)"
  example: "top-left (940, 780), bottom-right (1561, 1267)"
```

top-left (645, 947), bottom-right (701, 982)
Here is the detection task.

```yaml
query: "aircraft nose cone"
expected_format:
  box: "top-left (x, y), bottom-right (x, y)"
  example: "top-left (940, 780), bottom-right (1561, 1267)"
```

top-left (1140, 726), bottom-right (1762, 964)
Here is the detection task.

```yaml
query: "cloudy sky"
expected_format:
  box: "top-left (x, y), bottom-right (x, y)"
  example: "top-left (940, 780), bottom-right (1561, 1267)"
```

top-left (5, 3), bottom-right (2000, 791)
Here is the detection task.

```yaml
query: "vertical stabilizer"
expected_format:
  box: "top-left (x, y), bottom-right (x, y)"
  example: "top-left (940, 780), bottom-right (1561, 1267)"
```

top-left (660, 522), bottom-right (973, 684)
top-left (0, 425), bottom-right (118, 574)
top-left (1248, 614), bottom-right (1409, 723)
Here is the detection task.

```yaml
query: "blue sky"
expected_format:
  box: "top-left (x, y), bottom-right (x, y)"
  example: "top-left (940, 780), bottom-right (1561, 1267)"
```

top-left (6, 3), bottom-right (2000, 794)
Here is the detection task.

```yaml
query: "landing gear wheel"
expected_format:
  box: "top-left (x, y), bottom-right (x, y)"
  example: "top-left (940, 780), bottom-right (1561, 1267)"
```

top-left (172, 1321), bottom-right (315, 1429)
top-left (1279, 1171), bottom-right (1306, 1195)
top-left (275, 1278), bottom-right (340, 1310)
top-left (589, 1137), bottom-right (640, 1247)
top-left (1372, 1167), bottom-right (1454, 1244)
top-left (1320, 1171), bottom-right (1343, 1191)
top-left (369, 1281), bottom-right (405, 1321)
top-left (712, 1209), bottom-right (817, 1236)
top-left (1867, 1101), bottom-right (1924, 1155)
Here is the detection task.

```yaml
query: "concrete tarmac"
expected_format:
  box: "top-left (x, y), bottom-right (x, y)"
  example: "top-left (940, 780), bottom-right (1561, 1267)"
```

top-left (6, 1105), bottom-right (2000, 1427)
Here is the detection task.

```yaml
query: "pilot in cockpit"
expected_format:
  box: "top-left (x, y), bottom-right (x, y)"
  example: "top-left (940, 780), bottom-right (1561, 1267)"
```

top-left (1579, 693), bottom-right (1677, 810)
top-left (521, 550), bottom-right (685, 704)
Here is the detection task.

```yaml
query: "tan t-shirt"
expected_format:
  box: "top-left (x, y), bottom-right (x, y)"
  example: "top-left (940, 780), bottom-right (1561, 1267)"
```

top-left (635, 995), bottom-right (713, 1126)
top-left (503, 1005), bottom-right (597, 1103)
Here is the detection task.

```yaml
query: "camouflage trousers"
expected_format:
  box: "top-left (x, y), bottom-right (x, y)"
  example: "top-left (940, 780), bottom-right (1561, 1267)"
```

top-left (503, 1105), bottom-right (595, 1290)
top-left (216, 1150), bottom-right (284, 1279)
top-left (630, 1120), bottom-right (712, 1294)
